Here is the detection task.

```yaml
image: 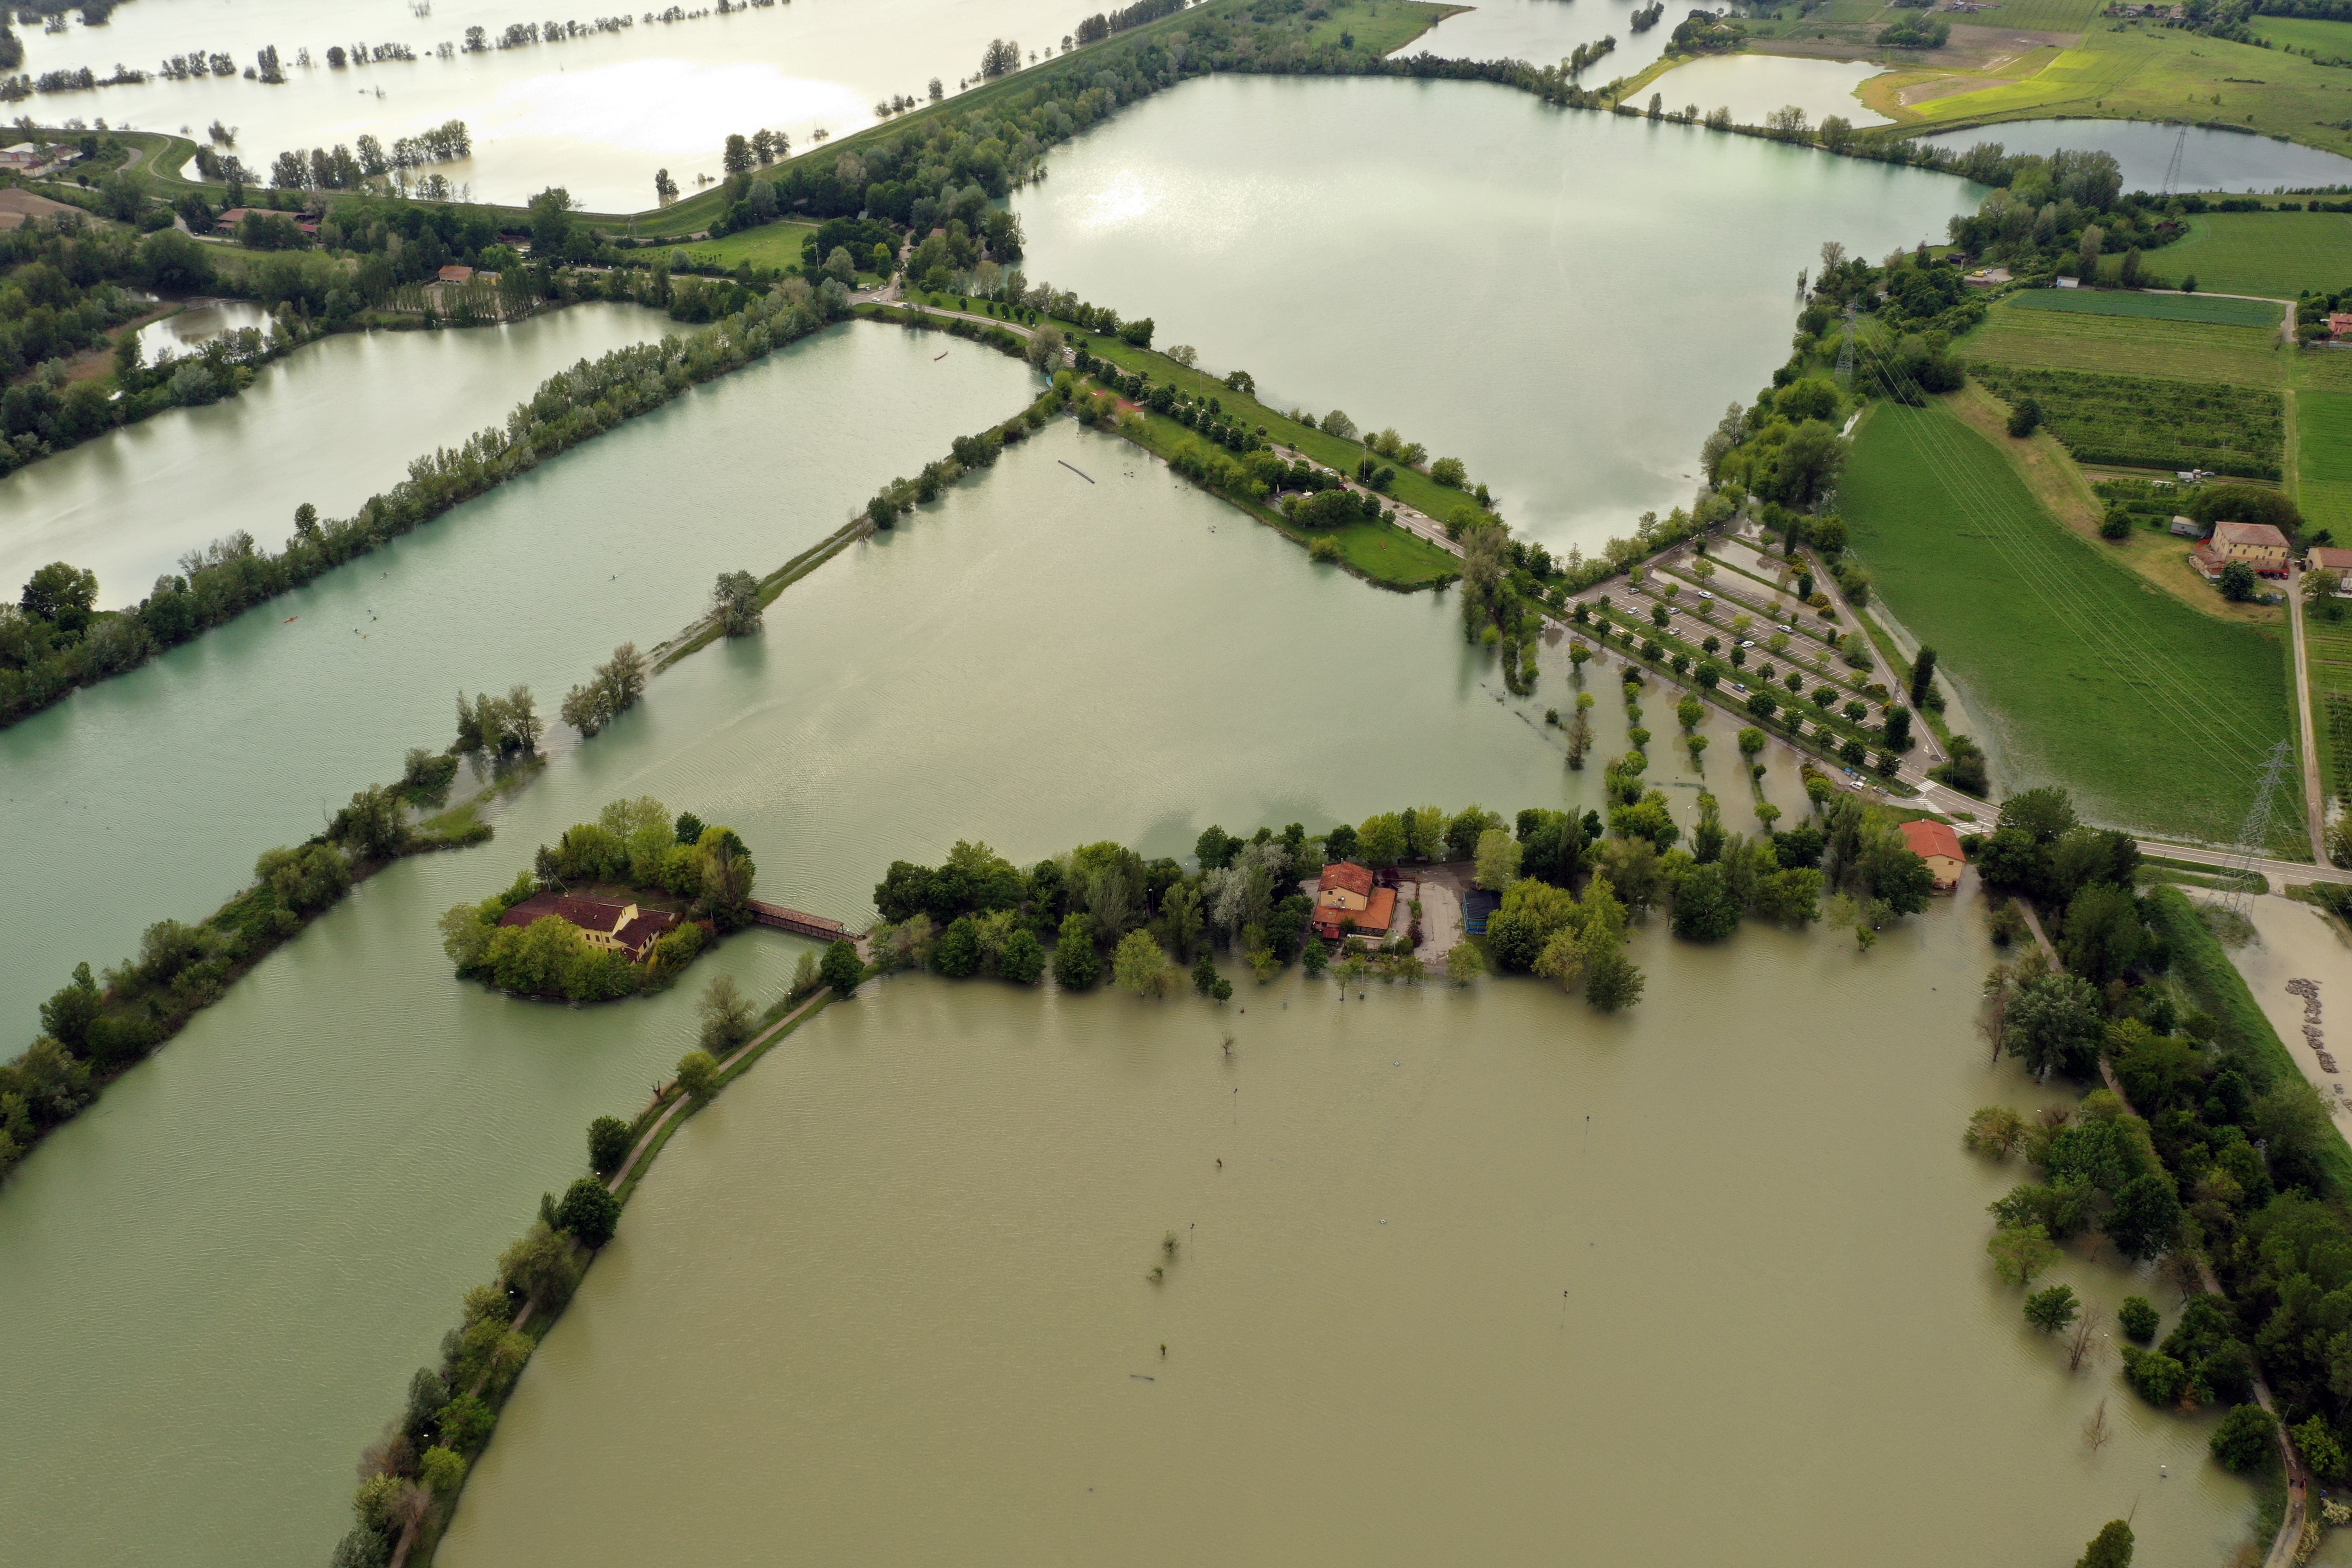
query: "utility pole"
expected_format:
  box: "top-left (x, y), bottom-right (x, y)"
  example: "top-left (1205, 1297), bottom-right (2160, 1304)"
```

top-left (1835, 301), bottom-right (1857, 389)
top-left (2218, 739), bottom-right (2294, 918)
top-left (2161, 124), bottom-right (2187, 199)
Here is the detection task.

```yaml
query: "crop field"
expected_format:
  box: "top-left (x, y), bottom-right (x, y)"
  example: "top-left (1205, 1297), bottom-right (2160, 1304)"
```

top-left (2298, 389), bottom-right (2352, 541)
top-left (1971, 362), bottom-right (2283, 476)
top-left (1960, 301), bottom-right (2287, 385)
top-left (2006, 288), bottom-right (2282, 327)
top-left (2311, 630), bottom-right (2352, 804)
top-left (1842, 401), bottom-right (2297, 845)
top-left (2301, 350), bottom-right (2352, 393)
top-left (2160, 213), bottom-right (2352, 300)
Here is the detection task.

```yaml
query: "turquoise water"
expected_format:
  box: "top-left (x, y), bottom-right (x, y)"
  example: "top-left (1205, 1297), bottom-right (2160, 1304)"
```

top-left (0, 322), bottom-right (1034, 1038)
top-left (1016, 76), bottom-right (1979, 557)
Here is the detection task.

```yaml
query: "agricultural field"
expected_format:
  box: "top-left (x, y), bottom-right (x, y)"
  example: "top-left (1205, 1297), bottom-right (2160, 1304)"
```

top-left (1893, 24), bottom-right (2352, 157)
top-left (1971, 362), bottom-right (2284, 476)
top-left (2310, 620), bottom-right (2352, 805)
top-left (2006, 288), bottom-right (2282, 327)
top-left (2300, 348), bottom-right (2352, 393)
top-left (1959, 299), bottom-right (2288, 385)
top-left (2297, 389), bottom-right (2352, 540)
top-left (1842, 400), bottom-right (2298, 846)
top-left (2159, 212), bottom-right (2352, 300)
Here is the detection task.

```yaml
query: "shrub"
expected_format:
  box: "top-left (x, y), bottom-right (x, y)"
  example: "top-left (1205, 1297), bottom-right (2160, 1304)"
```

top-left (2209, 1403), bottom-right (2278, 1472)
top-left (2121, 1344), bottom-right (2191, 1407)
top-left (675, 1049), bottom-right (720, 1098)
top-left (818, 939), bottom-right (864, 996)
top-left (554, 1177), bottom-right (621, 1247)
top-left (587, 1115), bottom-right (633, 1177)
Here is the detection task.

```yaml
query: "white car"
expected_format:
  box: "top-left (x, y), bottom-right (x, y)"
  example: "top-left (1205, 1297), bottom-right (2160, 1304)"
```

top-left (1738, 639), bottom-right (1755, 649)
top-left (1698, 590), bottom-right (1715, 600)
top-left (1776, 623), bottom-right (1795, 635)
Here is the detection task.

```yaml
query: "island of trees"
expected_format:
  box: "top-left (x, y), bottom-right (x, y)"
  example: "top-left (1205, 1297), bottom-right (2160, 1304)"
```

top-left (438, 797), bottom-right (752, 1002)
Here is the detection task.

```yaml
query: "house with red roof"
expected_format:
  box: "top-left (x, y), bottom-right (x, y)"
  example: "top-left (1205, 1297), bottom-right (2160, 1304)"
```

top-left (1898, 819), bottom-right (1968, 893)
top-left (1311, 860), bottom-right (1396, 940)
top-left (497, 891), bottom-right (681, 961)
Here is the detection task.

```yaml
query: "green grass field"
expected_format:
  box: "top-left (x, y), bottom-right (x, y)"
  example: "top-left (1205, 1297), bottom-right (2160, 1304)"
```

top-left (1973, 361), bottom-right (2283, 476)
top-left (1960, 302), bottom-right (2287, 386)
top-left (2007, 288), bottom-right (2283, 327)
top-left (677, 219), bottom-right (821, 272)
top-left (2161, 213), bottom-right (2352, 300)
top-left (2250, 14), bottom-right (2352, 58)
top-left (1842, 400), bottom-right (2298, 845)
top-left (2300, 349), bottom-right (2352, 393)
top-left (1897, 26), bottom-right (2352, 159)
top-left (2298, 389), bottom-right (2352, 541)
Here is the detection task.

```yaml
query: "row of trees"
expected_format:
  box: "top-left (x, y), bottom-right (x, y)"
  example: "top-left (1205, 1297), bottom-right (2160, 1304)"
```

top-left (0, 269), bottom-right (853, 730)
top-left (2, 748), bottom-right (489, 1185)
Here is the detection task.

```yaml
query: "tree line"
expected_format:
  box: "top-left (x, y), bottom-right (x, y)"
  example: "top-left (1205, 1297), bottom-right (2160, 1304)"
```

top-left (0, 746), bottom-right (490, 1186)
top-left (0, 272), bottom-right (854, 730)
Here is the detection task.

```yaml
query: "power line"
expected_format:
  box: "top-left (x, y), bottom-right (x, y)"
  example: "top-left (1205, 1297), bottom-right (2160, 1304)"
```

top-left (2218, 740), bottom-right (2293, 917)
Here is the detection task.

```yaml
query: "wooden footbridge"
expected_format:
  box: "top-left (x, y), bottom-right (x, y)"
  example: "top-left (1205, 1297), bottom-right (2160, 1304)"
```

top-left (744, 900), bottom-right (851, 943)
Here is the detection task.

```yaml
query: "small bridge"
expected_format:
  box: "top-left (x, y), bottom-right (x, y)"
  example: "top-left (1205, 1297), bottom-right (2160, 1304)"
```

top-left (745, 900), bottom-right (850, 943)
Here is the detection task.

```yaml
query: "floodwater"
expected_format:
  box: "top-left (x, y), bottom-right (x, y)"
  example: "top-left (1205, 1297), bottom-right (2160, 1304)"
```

top-left (0, 320), bottom-right (1033, 1036)
top-left (133, 294), bottom-right (276, 356)
top-left (1404, 0), bottom-right (1674, 79)
top-left (16, 0), bottom-right (1095, 209)
top-left (1015, 75), bottom-right (1978, 558)
top-left (1653, 53), bottom-right (1895, 127)
top-left (5, 302), bottom-right (670, 607)
top-left (0, 415), bottom-right (1826, 1567)
top-left (1918, 118), bottom-right (2352, 193)
top-left (437, 906), bottom-right (2257, 1568)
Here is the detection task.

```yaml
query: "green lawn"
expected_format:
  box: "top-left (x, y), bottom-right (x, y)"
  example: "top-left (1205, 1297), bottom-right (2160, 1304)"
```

top-left (675, 218), bottom-right (820, 272)
top-left (2161, 213), bottom-right (2352, 300)
top-left (2007, 288), bottom-right (2283, 328)
top-left (1842, 400), bottom-right (2299, 846)
top-left (1960, 302), bottom-right (2287, 386)
top-left (2298, 389), bottom-right (2352, 541)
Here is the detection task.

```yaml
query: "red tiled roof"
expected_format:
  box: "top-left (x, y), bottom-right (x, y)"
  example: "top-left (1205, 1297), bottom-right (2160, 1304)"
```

top-left (498, 891), bottom-right (630, 933)
top-left (614, 910), bottom-right (680, 956)
top-left (437, 264), bottom-right (474, 282)
top-left (1352, 886), bottom-right (1397, 934)
top-left (1319, 861), bottom-right (1374, 899)
top-left (2309, 546), bottom-right (2352, 573)
top-left (1899, 819), bottom-right (1966, 863)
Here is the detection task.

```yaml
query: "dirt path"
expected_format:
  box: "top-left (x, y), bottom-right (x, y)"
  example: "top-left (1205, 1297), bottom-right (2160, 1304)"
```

top-left (2288, 565), bottom-right (2332, 864)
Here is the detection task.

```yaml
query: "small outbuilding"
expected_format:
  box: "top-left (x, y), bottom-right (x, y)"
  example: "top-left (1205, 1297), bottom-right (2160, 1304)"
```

top-left (1462, 889), bottom-right (1501, 936)
top-left (1898, 819), bottom-right (1968, 893)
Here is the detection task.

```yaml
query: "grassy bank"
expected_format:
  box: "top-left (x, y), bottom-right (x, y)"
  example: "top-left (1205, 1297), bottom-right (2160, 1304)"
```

top-left (1841, 399), bottom-right (2296, 846)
